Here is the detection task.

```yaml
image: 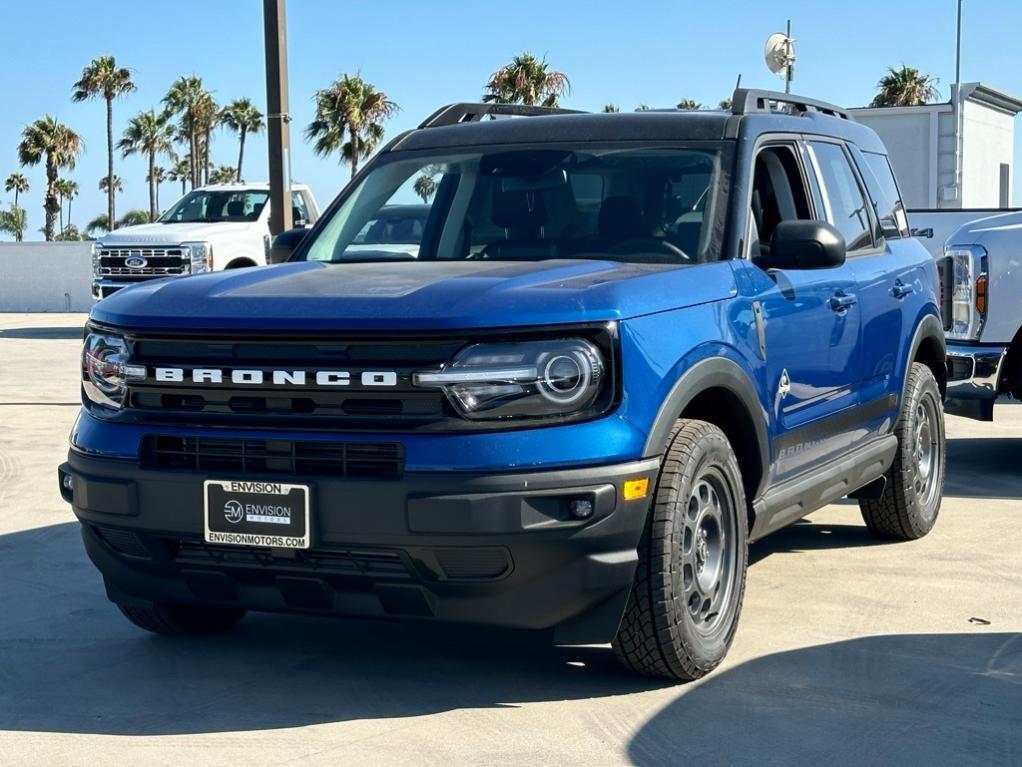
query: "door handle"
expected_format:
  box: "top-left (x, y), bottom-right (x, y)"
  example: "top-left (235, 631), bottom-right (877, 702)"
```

top-left (830, 292), bottom-right (857, 312)
top-left (892, 281), bottom-right (915, 299)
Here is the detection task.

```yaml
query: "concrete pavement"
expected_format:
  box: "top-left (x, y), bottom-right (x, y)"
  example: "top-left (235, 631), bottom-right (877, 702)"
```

top-left (0, 313), bottom-right (1018, 766)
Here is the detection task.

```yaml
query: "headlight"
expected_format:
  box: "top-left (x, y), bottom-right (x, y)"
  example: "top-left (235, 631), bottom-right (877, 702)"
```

top-left (183, 241), bottom-right (213, 273)
top-left (91, 241), bottom-right (102, 276)
top-left (82, 331), bottom-right (145, 409)
top-left (946, 244), bottom-right (987, 341)
top-left (414, 338), bottom-right (608, 420)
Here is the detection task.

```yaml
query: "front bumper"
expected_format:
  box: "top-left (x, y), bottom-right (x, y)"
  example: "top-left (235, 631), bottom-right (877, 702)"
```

top-left (59, 450), bottom-right (658, 644)
top-left (944, 342), bottom-right (1008, 421)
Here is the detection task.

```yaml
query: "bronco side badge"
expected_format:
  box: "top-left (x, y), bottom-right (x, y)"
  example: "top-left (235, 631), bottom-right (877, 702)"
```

top-left (778, 369), bottom-right (791, 399)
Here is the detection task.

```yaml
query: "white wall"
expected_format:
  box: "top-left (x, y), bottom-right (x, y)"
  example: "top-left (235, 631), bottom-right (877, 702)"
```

top-left (0, 243), bottom-right (94, 312)
top-left (961, 100), bottom-right (1014, 207)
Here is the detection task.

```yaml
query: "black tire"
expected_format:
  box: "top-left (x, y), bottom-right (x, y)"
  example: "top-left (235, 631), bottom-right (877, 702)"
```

top-left (859, 362), bottom-right (945, 540)
top-left (117, 602), bottom-right (247, 636)
top-left (613, 419), bottom-right (748, 681)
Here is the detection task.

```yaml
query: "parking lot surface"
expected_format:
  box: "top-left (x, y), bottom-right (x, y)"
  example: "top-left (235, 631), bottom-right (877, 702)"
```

top-left (0, 312), bottom-right (1019, 766)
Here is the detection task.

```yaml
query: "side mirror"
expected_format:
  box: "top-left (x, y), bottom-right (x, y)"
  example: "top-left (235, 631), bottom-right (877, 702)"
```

top-left (758, 220), bottom-right (846, 270)
top-left (268, 227), bottom-right (309, 264)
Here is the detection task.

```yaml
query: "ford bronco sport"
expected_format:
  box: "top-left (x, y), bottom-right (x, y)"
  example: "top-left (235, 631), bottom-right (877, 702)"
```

top-left (60, 90), bottom-right (947, 680)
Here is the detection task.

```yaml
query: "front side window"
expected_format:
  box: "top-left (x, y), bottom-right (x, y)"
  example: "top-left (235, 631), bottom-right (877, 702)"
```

top-left (807, 142), bottom-right (873, 252)
top-left (159, 190), bottom-right (269, 224)
top-left (301, 144), bottom-right (729, 265)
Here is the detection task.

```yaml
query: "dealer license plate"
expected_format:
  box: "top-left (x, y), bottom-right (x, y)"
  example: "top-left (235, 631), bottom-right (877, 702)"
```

top-left (203, 480), bottom-right (310, 549)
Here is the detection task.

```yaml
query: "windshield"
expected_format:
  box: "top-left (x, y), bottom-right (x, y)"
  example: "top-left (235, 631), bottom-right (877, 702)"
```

top-left (159, 189), bottom-right (269, 224)
top-left (302, 144), bottom-right (728, 264)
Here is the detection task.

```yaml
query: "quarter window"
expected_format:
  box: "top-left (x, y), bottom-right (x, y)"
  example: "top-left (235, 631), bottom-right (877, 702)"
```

top-left (808, 142), bottom-right (874, 252)
top-left (860, 151), bottom-right (909, 239)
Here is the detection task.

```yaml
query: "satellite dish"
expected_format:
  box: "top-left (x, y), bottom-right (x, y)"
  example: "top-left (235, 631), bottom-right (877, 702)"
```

top-left (764, 32), bottom-right (795, 78)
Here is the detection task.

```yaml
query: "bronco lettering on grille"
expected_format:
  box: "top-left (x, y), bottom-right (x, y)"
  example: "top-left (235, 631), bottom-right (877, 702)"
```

top-left (153, 367), bottom-right (399, 387)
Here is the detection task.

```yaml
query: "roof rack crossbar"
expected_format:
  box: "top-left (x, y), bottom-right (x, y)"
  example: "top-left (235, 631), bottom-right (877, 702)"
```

top-left (418, 102), bottom-right (585, 129)
top-left (731, 88), bottom-right (851, 120)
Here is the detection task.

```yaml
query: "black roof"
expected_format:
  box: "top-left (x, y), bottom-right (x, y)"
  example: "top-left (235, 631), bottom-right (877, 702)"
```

top-left (391, 90), bottom-right (888, 155)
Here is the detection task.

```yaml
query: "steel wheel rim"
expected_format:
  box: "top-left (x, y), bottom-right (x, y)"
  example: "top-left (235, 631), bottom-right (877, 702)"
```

top-left (913, 394), bottom-right (940, 514)
top-left (680, 470), bottom-right (736, 634)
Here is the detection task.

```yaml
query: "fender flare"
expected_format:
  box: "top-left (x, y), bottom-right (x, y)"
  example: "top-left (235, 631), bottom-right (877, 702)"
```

top-left (642, 356), bottom-right (770, 500)
top-left (903, 312), bottom-right (946, 405)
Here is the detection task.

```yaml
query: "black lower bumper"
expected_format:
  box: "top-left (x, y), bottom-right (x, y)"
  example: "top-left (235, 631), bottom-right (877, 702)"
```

top-left (59, 450), bottom-right (658, 644)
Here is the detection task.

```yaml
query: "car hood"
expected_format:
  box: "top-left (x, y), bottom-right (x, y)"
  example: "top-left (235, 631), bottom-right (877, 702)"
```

top-left (91, 259), bottom-right (737, 331)
top-left (97, 221), bottom-right (258, 245)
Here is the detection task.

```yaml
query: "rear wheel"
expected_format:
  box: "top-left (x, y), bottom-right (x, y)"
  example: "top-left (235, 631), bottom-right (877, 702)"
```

top-left (117, 602), bottom-right (247, 636)
top-left (859, 362), bottom-right (945, 539)
top-left (613, 420), bottom-right (748, 681)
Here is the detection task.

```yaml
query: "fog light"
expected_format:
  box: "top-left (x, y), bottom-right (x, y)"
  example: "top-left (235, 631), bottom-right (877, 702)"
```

top-left (623, 477), bottom-right (649, 501)
top-left (62, 473), bottom-right (73, 491)
top-left (569, 498), bottom-right (594, 519)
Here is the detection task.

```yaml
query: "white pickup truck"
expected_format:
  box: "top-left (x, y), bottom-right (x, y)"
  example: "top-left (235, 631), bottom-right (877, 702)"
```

top-left (910, 208), bottom-right (1022, 420)
top-left (91, 182), bottom-right (319, 299)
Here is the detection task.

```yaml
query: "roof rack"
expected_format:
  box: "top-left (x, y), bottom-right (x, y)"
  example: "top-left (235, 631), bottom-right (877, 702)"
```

top-left (731, 88), bottom-right (851, 120)
top-left (418, 102), bottom-right (585, 129)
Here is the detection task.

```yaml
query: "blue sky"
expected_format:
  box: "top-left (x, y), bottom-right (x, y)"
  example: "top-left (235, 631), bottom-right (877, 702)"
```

top-left (2, 0), bottom-right (1020, 239)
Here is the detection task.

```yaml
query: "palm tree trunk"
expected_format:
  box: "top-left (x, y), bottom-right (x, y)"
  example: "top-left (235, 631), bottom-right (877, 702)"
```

top-left (203, 126), bottom-right (211, 185)
top-left (106, 96), bottom-right (116, 230)
top-left (13, 189), bottom-right (18, 209)
top-left (181, 177), bottom-right (186, 195)
top-left (350, 127), bottom-right (359, 178)
top-left (148, 152), bottom-right (157, 221)
top-left (156, 179), bottom-right (160, 212)
top-left (44, 154), bottom-right (58, 241)
top-left (68, 196), bottom-right (72, 229)
top-left (236, 126), bottom-right (246, 181)
top-left (58, 194), bottom-right (64, 234)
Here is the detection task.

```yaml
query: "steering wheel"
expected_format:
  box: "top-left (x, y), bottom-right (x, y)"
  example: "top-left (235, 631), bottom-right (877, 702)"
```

top-left (608, 238), bottom-right (690, 261)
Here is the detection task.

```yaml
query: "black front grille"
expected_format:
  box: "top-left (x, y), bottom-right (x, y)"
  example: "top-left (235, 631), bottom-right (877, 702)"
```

top-left (143, 435), bottom-right (403, 478)
top-left (172, 540), bottom-right (412, 579)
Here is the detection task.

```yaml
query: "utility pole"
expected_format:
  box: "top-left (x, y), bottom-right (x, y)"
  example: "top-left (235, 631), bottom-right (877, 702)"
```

top-left (955, 0), bottom-right (963, 86)
top-left (263, 0), bottom-right (293, 237)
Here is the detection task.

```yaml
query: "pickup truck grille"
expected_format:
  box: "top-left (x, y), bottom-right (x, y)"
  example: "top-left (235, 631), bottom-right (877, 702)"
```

top-left (143, 435), bottom-right (404, 477)
top-left (119, 333), bottom-right (462, 429)
top-left (97, 247), bottom-right (188, 277)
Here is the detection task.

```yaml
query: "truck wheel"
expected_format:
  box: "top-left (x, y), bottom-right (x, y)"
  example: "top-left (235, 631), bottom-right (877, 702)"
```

top-left (613, 420), bottom-right (748, 681)
top-left (117, 602), bottom-right (246, 636)
top-left (859, 362), bottom-right (945, 539)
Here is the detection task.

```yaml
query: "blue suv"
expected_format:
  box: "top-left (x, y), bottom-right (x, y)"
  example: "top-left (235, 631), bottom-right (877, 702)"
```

top-left (60, 89), bottom-right (947, 680)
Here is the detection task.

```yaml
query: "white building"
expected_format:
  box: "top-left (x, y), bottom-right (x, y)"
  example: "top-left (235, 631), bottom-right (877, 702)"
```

top-left (850, 82), bottom-right (1022, 209)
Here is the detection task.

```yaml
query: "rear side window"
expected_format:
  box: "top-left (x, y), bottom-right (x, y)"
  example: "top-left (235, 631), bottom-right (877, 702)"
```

top-left (859, 151), bottom-right (910, 239)
top-left (807, 141), bottom-right (874, 253)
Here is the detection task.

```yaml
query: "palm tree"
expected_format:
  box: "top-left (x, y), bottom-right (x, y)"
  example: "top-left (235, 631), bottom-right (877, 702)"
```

top-left (306, 73), bottom-right (399, 178)
top-left (86, 213), bottom-right (110, 236)
top-left (0, 205), bottom-right (27, 242)
top-left (148, 165), bottom-right (166, 211)
top-left (163, 76), bottom-right (206, 188)
top-left (413, 173), bottom-right (438, 203)
top-left (482, 52), bottom-right (570, 107)
top-left (54, 178), bottom-right (78, 232)
top-left (208, 164), bottom-right (237, 184)
top-left (119, 108), bottom-right (176, 220)
top-left (4, 173), bottom-right (29, 209)
top-left (870, 65), bottom-right (940, 107)
top-left (17, 116), bottom-right (82, 241)
top-left (719, 98), bottom-right (733, 110)
top-left (635, 104), bottom-right (652, 111)
top-left (168, 158), bottom-right (191, 195)
top-left (72, 56), bottom-right (135, 231)
top-left (99, 174), bottom-right (123, 194)
top-left (194, 91), bottom-right (219, 185)
top-left (118, 209), bottom-right (150, 227)
top-left (602, 104), bottom-right (620, 113)
top-left (220, 97), bottom-right (264, 182)
top-left (677, 99), bottom-right (702, 110)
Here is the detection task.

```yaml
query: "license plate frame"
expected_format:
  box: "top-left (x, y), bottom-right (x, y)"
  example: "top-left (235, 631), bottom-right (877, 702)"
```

top-left (203, 479), bottom-right (310, 550)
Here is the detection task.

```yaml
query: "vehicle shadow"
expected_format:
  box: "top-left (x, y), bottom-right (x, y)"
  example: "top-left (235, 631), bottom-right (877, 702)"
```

top-left (749, 519), bottom-right (891, 565)
top-left (628, 631), bottom-right (1021, 766)
top-left (945, 437), bottom-right (1022, 499)
top-left (0, 326), bottom-right (84, 340)
top-left (0, 521), bottom-right (669, 736)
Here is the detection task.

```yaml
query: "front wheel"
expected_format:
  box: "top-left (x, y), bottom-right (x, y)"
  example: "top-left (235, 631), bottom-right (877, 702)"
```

top-left (859, 362), bottom-right (945, 539)
top-left (613, 420), bottom-right (748, 681)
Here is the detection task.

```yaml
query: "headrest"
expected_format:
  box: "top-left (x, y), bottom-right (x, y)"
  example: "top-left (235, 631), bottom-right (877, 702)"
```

top-left (491, 188), bottom-right (548, 233)
top-left (598, 196), bottom-right (643, 240)
top-left (226, 200), bottom-right (245, 217)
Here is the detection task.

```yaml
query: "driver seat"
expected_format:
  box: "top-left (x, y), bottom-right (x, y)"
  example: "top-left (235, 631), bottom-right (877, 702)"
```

top-left (482, 187), bottom-right (558, 260)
